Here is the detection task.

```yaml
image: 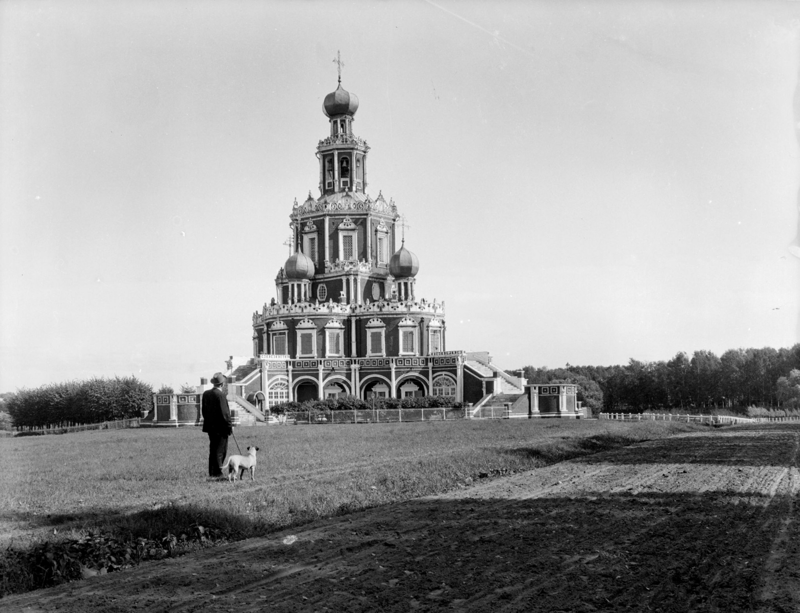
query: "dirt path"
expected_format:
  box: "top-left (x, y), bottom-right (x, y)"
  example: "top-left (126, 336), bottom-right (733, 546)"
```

top-left (5, 424), bottom-right (800, 612)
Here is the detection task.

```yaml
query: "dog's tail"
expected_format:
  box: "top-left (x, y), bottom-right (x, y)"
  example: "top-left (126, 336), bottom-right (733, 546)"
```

top-left (220, 456), bottom-right (231, 473)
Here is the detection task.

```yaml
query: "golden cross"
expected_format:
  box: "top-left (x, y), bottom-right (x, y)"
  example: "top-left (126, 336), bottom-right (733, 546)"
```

top-left (333, 50), bottom-right (344, 84)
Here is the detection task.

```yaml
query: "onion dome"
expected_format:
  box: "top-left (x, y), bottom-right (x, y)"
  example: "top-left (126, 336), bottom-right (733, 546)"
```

top-left (284, 252), bottom-right (315, 280)
top-left (323, 84), bottom-right (359, 118)
top-left (389, 242), bottom-right (419, 278)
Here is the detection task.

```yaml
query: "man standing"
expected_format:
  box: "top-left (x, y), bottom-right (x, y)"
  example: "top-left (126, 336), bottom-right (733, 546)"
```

top-left (202, 372), bottom-right (233, 478)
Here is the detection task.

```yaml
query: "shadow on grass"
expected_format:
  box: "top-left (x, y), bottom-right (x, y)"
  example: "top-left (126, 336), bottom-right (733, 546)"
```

top-left (1, 488), bottom-right (788, 613)
top-left (502, 423), bottom-right (800, 468)
top-left (576, 423), bottom-right (800, 467)
top-left (5, 422), bottom-right (780, 601)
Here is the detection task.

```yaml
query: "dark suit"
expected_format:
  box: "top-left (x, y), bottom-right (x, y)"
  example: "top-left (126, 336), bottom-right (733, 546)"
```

top-left (202, 386), bottom-right (232, 477)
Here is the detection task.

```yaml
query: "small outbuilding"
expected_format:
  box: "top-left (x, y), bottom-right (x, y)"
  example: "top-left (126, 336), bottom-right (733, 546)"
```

top-left (526, 384), bottom-right (581, 418)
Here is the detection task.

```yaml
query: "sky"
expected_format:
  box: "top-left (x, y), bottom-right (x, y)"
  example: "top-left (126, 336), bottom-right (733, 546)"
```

top-left (1, 0), bottom-right (800, 392)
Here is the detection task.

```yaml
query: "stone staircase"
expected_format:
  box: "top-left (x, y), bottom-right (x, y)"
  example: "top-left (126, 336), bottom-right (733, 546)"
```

top-left (465, 354), bottom-right (525, 394)
top-left (471, 393), bottom-right (527, 419)
top-left (464, 359), bottom-right (494, 378)
top-left (228, 395), bottom-right (267, 426)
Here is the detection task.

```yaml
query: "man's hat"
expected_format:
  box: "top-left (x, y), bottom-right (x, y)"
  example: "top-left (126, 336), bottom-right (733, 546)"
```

top-left (210, 372), bottom-right (227, 386)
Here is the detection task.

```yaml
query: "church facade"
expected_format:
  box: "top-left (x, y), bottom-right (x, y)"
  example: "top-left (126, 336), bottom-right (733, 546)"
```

top-left (224, 74), bottom-right (527, 416)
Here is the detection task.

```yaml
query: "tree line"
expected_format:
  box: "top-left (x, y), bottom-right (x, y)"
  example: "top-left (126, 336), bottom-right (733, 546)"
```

top-left (6, 376), bottom-right (153, 429)
top-left (516, 344), bottom-right (800, 415)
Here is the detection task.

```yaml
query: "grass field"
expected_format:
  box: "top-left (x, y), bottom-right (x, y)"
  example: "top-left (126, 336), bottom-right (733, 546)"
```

top-left (0, 419), bottom-right (699, 595)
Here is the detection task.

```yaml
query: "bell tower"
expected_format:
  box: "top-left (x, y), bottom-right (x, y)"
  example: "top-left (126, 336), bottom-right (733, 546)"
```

top-left (318, 52), bottom-right (369, 197)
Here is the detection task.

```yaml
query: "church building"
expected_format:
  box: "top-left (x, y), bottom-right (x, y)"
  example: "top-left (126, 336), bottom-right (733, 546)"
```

top-left (223, 67), bottom-right (528, 417)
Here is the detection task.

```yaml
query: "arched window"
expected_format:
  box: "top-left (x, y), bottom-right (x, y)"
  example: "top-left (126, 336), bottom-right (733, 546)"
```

top-left (432, 375), bottom-right (457, 397)
top-left (325, 158), bottom-right (333, 190)
top-left (268, 380), bottom-right (289, 405)
top-left (340, 156), bottom-right (350, 188)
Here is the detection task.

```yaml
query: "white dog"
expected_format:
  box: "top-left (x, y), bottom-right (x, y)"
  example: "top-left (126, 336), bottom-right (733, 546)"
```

top-left (220, 446), bottom-right (259, 481)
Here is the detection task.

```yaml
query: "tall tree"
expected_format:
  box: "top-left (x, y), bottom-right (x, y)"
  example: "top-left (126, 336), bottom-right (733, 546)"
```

top-left (690, 350), bottom-right (722, 408)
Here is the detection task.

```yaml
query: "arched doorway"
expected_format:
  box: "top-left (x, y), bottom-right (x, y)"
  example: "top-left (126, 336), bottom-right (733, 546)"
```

top-left (322, 377), bottom-right (350, 399)
top-left (295, 381), bottom-right (318, 403)
top-left (247, 391), bottom-right (266, 412)
top-left (361, 376), bottom-right (392, 400)
top-left (396, 375), bottom-right (428, 399)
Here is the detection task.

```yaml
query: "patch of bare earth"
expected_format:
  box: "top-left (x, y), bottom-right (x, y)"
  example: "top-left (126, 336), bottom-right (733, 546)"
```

top-left (5, 424), bottom-right (800, 612)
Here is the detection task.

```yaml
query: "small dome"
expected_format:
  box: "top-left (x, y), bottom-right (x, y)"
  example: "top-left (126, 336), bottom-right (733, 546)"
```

top-left (389, 243), bottom-right (419, 278)
top-left (285, 252), bottom-right (315, 280)
top-left (323, 84), bottom-right (359, 118)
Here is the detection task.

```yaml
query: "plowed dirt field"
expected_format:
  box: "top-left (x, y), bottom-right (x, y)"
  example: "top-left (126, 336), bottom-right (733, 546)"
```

top-left (5, 423), bottom-right (800, 612)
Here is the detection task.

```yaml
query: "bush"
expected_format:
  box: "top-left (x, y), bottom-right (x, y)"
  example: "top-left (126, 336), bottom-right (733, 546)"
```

top-left (7, 377), bottom-right (154, 429)
top-left (156, 385), bottom-right (174, 395)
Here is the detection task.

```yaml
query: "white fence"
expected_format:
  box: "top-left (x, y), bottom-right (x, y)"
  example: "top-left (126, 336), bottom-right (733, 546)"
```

top-left (283, 407), bottom-right (465, 425)
top-left (600, 413), bottom-right (800, 425)
top-left (13, 418), bottom-right (141, 436)
top-left (600, 413), bottom-right (754, 424)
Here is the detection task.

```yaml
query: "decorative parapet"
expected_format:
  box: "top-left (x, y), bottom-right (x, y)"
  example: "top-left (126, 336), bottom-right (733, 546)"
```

top-left (253, 297), bottom-right (446, 325)
top-left (324, 258), bottom-right (372, 274)
top-left (357, 299), bottom-right (444, 315)
top-left (317, 134), bottom-right (369, 149)
top-left (255, 354), bottom-right (464, 371)
top-left (262, 359), bottom-right (289, 369)
top-left (291, 192), bottom-right (397, 217)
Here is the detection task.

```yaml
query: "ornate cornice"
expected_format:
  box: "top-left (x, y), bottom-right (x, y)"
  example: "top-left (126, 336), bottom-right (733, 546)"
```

top-left (252, 297), bottom-right (445, 325)
top-left (291, 193), bottom-right (397, 218)
top-left (324, 259), bottom-right (372, 274)
top-left (317, 134), bottom-right (370, 149)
